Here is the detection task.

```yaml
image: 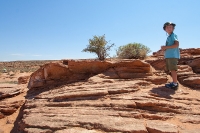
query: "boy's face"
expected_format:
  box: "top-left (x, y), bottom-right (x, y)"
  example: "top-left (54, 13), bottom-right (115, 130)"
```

top-left (165, 25), bottom-right (174, 34)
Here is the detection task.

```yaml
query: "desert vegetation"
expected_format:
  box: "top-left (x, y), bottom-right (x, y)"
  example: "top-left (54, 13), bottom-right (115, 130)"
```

top-left (82, 35), bottom-right (115, 60)
top-left (82, 35), bottom-right (151, 60)
top-left (117, 43), bottom-right (151, 59)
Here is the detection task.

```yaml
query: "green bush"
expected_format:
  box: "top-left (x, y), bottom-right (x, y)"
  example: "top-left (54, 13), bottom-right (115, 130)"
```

top-left (117, 43), bottom-right (151, 59)
top-left (82, 35), bottom-right (115, 60)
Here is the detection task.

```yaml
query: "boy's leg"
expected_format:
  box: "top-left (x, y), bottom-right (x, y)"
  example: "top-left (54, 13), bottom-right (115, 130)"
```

top-left (171, 70), bottom-right (178, 83)
top-left (165, 58), bottom-right (178, 89)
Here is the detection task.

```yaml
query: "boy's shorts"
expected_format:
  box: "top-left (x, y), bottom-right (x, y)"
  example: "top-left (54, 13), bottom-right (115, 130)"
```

top-left (165, 58), bottom-right (178, 71)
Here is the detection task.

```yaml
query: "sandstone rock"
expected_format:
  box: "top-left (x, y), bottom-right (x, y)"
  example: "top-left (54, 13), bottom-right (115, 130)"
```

top-left (152, 48), bottom-right (200, 58)
top-left (146, 76), bottom-right (168, 85)
top-left (178, 115), bottom-right (200, 124)
top-left (28, 59), bottom-right (153, 89)
top-left (67, 59), bottom-right (112, 74)
top-left (0, 100), bottom-right (24, 118)
top-left (15, 55), bottom-right (200, 133)
top-left (146, 121), bottom-right (178, 133)
top-left (0, 84), bottom-right (23, 100)
top-left (43, 63), bottom-right (71, 80)
top-left (19, 73), bottom-right (200, 132)
top-left (28, 67), bottom-right (45, 89)
top-left (18, 76), bottom-right (29, 84)
top-left (181, 48), bottom-right (200, 55)
top-left (101, 68), bottom-right (119, 79)
top-left (0, 129), bottom-right (3, 133)
top-left (153, 50), bottom-right (164, 57)
top-left (187, 58), bottom-right (200, 73)
top-left (182, 77), bottom-right (200, 89)
top-left (180, 129), bottom-right (200, 133)
top-left (24, 128), bottom-right (53, 133)
top-left (146, 59), bottom-right (165, 70)
top-left (55, 127), bottom-right (103, 133)
top-left (177, 65), bottom-right (193, 73)
top-left (0, 112), bottom-right (4, 119)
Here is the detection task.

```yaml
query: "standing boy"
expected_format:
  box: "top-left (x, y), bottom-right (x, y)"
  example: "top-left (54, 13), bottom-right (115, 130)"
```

top-left (161, 22), bottom-right (180, 90)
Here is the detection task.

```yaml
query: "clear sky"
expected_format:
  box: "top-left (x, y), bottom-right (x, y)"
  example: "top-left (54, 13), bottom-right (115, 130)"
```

top-left (0, 0), bottom-right (200, 61)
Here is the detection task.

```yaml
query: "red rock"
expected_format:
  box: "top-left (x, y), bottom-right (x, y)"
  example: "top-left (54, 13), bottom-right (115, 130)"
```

top-left (28, 67), bottom-right (45, 89)
top-left (187, 58), bottom-right (200, 73)
top-left (67, 59), bottom-right (112, 74)
top-left (18, 76), bottom-right (29, 84)
top-left (101, 68), bottom-right (119, 79)
top-left (146, 76), bottom-right (168, 85)
top-left (43, 63), bottom-right (72, 80)
top-left (152, 50), bottom-right (164, 57)
top-left (0, 100), bottom-right (24, 117)
top-left (153, 48), bottom-right (200, 58)
top-left (19, 71), bottom-right (200, 132)
top-left (18, 56), bottom-right (200, 133)
top-left (0, 84), bottom-right (23, 100)
top-left (183, 77), bottom-right (200, 89)
top-left (28, 59), bottom-right (153, 89)
top-left (181, 48), bottom-right (200, 55)
top-left (0, 112), bottom-right (4, 119)
top-left (146, 121), bottom-right (178, 133)
top-left (55, 128), bottom-right (102, 133)
top-left (146, 59), bottom-right (165, 70)
top-left (0, 129), bottom-right (3, 133)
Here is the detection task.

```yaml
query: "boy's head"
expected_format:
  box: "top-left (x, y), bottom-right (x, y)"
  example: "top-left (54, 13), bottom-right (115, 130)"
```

top-left (163, 22), bottom-right (176, 34)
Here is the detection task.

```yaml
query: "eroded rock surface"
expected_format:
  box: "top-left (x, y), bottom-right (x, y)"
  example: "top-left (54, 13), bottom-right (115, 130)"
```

top-left (0, 84), bottom-right (25, 120)
top-left (15, 55), bottom-right (200, 133)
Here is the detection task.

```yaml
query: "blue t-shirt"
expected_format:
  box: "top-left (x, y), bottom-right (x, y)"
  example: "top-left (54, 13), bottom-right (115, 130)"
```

top-left (164, 32), bottom-right (180, 59)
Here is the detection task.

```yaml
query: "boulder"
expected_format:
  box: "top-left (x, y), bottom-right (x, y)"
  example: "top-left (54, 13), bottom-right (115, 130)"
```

top-left (18, 76), bottom-right (30, 84)
top-left (187, 58), bottom-right (200, 73)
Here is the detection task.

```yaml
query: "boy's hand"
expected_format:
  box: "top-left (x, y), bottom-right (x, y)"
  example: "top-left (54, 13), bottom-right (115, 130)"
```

top-left (161, 46), bottom-right (167, 51)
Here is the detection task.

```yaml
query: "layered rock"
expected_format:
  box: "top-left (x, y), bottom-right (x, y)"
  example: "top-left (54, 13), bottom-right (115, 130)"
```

top-left (0, 84), bottom-right (24, 100)
top-left (13, 55), bottom-right (200, 133)
top-left (18, 73), bottom-right (200, 133)
top-left (0, 84), bottom-right (25, 119)
top-left (1, 48), bottom-right (200, 133)
top-left (28, 59), bottom-right (153, 89)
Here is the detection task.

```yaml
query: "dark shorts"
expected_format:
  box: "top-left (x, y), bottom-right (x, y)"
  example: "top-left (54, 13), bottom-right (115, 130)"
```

top-left (165, 58), bottom-right (178, 71)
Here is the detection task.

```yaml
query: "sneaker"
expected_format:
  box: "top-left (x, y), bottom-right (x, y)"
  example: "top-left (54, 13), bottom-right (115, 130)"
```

top-left (165, 82), bottom-right (179, 90)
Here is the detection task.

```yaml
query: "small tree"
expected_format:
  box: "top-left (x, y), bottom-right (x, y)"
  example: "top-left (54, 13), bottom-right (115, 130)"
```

top-left (82, 35), bottom-right (114, 60)
top-left (117, 43), bottom-right (151, 59)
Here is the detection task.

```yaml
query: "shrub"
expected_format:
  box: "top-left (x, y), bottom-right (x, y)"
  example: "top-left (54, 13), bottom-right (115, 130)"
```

top-left (82, 35), bottom-right (115, 60)
top-left (117, 43), bottom-right (151, 59)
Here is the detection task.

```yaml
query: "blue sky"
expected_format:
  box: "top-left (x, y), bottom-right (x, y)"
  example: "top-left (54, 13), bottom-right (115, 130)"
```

top-left (0, 0), bottom-right (200, 61)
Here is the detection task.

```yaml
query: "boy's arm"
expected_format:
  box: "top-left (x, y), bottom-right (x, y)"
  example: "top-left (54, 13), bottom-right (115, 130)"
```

top-left (166, 40), bottom-right (179, 49)
top-left (161, 41), bottom-right (179, 50)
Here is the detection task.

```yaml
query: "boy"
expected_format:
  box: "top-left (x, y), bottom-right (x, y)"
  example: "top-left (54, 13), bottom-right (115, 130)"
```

top-left (161, 22), bottom-right (180, 90)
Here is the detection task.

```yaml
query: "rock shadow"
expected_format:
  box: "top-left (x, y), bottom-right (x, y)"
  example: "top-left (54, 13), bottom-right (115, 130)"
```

top-left (150, 86), bottom-right (176, 99)
top-left (10, 103), bottom-right (25, 133)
